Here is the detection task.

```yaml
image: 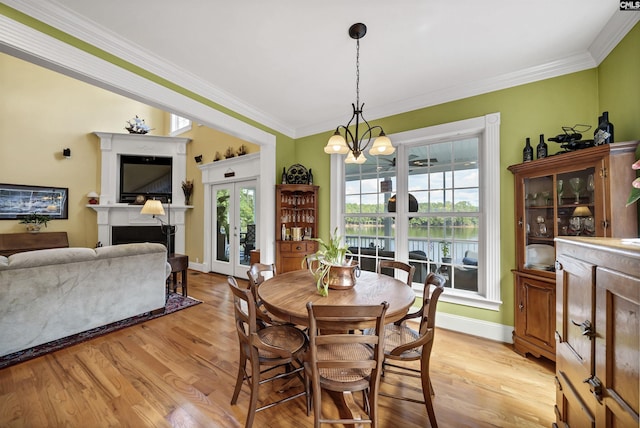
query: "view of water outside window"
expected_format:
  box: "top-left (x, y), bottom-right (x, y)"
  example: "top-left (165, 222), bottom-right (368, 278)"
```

top-left (344, 137), bottom-right (480, 291)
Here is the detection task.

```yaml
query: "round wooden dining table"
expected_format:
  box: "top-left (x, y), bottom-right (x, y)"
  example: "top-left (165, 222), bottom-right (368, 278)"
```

top-left (258, 269), bottom-right (416, 328)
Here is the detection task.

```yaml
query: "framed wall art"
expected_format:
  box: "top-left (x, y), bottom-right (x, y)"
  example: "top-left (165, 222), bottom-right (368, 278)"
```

top-left (0, 183), bottom-right (69, 220)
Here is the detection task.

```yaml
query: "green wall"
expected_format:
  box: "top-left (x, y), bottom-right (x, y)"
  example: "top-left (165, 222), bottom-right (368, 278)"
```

top-left (295, 22), bottom-right (639, 326)
top-left (597, 22), bottom-right (640, 142)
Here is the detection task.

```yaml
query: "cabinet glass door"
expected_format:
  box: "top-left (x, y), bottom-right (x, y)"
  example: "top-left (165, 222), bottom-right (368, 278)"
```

top-left (523, 174), bottom-right (555, 273)
top-left (557, 167), bottom-right (597, 238)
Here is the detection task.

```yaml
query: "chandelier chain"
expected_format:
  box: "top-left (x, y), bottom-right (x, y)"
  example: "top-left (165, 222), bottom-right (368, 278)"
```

top-left (355, 38), bottom-right (360, 108)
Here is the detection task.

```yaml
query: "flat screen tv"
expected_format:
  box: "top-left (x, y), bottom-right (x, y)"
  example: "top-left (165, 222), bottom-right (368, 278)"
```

top-left (119, 155), bottom-right (172, 203)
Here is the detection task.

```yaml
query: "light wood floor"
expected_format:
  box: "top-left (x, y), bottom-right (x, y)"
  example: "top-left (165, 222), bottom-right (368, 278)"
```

top-left (0, 271), bottom-right (555, 427)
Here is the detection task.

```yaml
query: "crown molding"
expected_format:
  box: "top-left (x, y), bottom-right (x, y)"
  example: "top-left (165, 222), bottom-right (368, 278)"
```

top-left (3, 0), bottom-right (637, 140)
top-left (2, 0), bottom-right (295, 138)
top-left (297, 52), bottom-right (597, 138)
top-left (589, 11), bottom-right (640, 64)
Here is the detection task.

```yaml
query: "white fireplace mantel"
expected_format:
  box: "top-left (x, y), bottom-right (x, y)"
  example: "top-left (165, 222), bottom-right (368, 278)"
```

top-left (90, 132), bottom-right (192, 252)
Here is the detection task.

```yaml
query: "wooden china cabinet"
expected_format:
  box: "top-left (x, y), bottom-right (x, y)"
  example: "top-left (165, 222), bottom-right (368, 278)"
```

top-left (275, 184), bottom-right (319, 273)
top-left (554, 238), bottom-right (639, 427)
top-left (507, 141), bottom-right (638, 361)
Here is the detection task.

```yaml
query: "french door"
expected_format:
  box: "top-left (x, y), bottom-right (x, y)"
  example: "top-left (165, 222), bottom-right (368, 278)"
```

top-left (210, 180), bottom-right (257, 277)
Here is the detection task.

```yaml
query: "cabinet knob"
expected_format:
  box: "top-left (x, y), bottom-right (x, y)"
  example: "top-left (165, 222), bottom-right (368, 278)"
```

top-left (518, 302), bottom-right (524, 312)
top-left (296, 246), bottom-right (302, 250)
top-left (554, 260), bottom-right (562, 271)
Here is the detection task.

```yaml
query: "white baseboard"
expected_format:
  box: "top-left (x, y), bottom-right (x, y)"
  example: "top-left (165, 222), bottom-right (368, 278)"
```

top-left (436, 312), bottom-right (514, 344)
top-left (188, 261), bottom-right (209, 273)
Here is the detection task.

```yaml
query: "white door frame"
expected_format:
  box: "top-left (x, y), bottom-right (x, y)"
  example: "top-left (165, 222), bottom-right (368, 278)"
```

top-left (209, 179), bottom-right (258, 277)
top-left (200, 153), bottom-right (266, 274)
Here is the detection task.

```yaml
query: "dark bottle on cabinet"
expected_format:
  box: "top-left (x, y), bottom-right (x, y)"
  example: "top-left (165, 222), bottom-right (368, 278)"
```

top-left (536, 134), bottom-right (547, 159)
top-left (522, 138), bottom-right (533, 162)
top-left (594, 111), bottom-right (614, 145)
top-left (308, 169), bottom-right (313, 185)
top-left (281, 167), bottom-right (287, 184)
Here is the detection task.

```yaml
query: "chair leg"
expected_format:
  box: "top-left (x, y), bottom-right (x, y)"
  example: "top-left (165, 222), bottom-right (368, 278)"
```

top-left (231, 348), bottom-right (247, 404)
top-left (421, 355), bottom-right (437, 428)
top-left (245, 356), bottom-right (261, 428)
top-left (304, 365), bottom-right (312, 416)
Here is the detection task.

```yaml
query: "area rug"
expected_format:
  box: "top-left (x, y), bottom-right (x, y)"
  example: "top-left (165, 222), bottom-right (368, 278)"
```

top-left (0, 293), bottom-right (201, 370)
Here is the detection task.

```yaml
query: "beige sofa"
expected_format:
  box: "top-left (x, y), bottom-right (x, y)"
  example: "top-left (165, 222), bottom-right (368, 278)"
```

top-left (0, 243), bottom-right (171, 357)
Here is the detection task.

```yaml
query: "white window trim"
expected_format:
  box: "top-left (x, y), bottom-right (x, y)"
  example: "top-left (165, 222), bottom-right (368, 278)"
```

top-left (170, 113), bottom-right (192, 136)
top-left (330, 112), bottom-right (502, 311)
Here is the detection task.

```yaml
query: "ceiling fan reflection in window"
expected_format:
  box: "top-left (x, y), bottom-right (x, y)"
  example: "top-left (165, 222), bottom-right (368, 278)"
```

top-left (376, 155), bottom-right (438, 172)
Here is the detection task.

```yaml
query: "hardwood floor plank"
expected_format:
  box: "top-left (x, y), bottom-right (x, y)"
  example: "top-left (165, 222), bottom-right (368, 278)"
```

top-left (0, 270), bottom-right (555, 427)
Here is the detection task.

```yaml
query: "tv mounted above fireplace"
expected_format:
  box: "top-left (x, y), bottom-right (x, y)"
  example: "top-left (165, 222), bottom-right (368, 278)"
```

top-left (119, 155), bottom-right (172, 203)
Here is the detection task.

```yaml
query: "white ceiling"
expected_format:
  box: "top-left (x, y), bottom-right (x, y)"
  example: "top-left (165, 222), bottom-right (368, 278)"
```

top-left (4, 1), bottom-right (638, 139)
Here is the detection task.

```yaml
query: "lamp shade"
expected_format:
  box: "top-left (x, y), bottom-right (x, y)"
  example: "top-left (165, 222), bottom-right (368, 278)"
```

top-left (86, 191), bottom-right (99, 198)
top-left (140, 199), bottom-right (165, 216)
top-left (369, 134), bottom-right (395, 156)
top-left (324, 132), bottom-right (350, 155)
top-left (345, 151), bottom-right (367, 164)
top-left (572, 206), bottom-right (593, 217)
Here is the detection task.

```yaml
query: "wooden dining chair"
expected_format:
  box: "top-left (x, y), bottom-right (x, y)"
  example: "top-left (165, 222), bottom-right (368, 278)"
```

top-left (305, 301), bottom-right (389, 428)
top-left (303, 253), bottom-right (324, 272)
top-left (246, 263), bottom-right (277, 325)
top-left (227, 276), bottom-right (308, 428)
top-left (370, 272), bottom-right (445, 427)
top-left (377, 260), bottom-right (415, 286)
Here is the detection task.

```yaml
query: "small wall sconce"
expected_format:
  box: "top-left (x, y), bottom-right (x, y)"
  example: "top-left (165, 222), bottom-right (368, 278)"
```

top-left (194, 154), bottom-right (203, 163)
top-left (87, 191), bottom-right (99, 204)
top-left (62, 148), bottom-right (71, 158)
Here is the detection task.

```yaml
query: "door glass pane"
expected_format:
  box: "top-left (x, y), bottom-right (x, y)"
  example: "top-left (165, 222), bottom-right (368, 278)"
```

top-left (239, 184), bottom-right (256, 266)
top-left (215, 189), bottom-right (229, 262)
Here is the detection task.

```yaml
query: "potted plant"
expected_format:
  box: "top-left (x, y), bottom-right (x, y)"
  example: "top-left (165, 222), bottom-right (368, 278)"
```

top-left (304, 228), bottom-right (358, 296)
top-left (19, 213), bottom-right (50, 232)
top-left (440, 241), bottom-right (451, 263)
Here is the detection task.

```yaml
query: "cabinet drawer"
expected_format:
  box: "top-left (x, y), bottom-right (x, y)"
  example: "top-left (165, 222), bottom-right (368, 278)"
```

top-left (280, 241), bottom-right (313, 253)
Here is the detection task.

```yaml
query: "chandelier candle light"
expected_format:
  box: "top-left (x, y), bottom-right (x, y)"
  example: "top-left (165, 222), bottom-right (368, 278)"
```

top-left (324, 23), bottom-right (395, 164)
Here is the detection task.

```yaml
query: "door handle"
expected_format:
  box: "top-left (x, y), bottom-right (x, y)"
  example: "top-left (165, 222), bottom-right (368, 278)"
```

top-left (571, 319), bottom-right (595, 338)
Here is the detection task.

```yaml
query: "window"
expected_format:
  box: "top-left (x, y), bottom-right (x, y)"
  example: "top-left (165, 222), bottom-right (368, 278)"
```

top-left (170, 113), bottom-right (191, 136)
top-left (330, 113), bottom-right (501, 310)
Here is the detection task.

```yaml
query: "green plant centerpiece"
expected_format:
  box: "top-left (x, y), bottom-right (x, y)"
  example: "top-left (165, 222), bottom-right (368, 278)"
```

top-left (19, 213), bottom-right (50, 232)
top-left (303, 228), bottom-right (359, 296)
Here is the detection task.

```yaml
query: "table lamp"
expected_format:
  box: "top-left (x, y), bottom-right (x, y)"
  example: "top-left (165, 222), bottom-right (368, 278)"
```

top-left (140, 199), bottom-right (173, 255)
top-left (87, 191), bottom-right (99, 204)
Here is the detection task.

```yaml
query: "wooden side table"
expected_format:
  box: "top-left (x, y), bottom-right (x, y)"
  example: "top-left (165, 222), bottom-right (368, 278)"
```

top-left (167, 253), bottom-right (189, 297)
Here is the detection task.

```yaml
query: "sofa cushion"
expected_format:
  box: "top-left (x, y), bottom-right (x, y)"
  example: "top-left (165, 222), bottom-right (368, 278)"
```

top-left (1, 247), bottom-right (97, 270)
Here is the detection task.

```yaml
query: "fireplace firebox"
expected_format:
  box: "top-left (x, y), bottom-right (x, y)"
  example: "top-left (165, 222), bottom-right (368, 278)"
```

top-left (112, 226), bottom-right (175, 254)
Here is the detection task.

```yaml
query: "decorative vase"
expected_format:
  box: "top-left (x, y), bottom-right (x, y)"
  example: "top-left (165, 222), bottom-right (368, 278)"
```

top-left (323, 260), bottom-right (360, 290)
top-left (26, 224), bottom-right (41, 233)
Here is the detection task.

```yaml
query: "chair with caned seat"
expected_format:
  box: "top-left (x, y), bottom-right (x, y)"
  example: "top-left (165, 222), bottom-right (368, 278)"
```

top-left (305, 301), bottom-right (389, 428)
top-left (365, 272), bottom-right (445, 427)
top-left (227, 276), bottom-right (308, 428)
top-left (377, 260), bottom-right (415, 286)
top-left (246, 262), bottom-right (279, 326)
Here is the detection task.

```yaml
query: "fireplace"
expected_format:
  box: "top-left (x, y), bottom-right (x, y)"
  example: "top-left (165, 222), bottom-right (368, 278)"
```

top-left (112, 226), bottom-right (175, 253)
top-left (90, 132), bottom-right (191, 253)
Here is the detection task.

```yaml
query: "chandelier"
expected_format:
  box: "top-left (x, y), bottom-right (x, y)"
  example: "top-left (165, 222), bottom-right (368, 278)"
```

top-left (324, 23), bottom-right (395, 164)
